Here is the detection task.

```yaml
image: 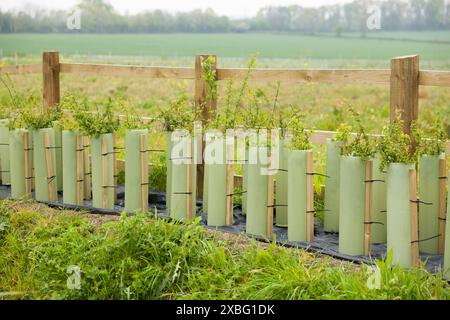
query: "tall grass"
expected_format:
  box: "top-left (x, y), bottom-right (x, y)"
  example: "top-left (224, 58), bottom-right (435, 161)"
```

top-left (0, 200), bottom-right (449, 300)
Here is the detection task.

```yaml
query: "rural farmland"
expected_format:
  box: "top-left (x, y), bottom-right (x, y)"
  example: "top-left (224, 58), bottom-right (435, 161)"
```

top-left (1, 0), bottom-right (450, 306)
top-left (1, 32), bottom-right (450, 66)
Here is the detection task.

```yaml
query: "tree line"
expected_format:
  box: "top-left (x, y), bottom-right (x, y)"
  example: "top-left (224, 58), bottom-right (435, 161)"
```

top-left (0, 0), bottom-right (448, 33)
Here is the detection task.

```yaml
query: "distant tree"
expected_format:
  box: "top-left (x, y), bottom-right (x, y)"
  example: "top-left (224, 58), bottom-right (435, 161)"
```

top-left (0, 0), bottom-right (448, 34)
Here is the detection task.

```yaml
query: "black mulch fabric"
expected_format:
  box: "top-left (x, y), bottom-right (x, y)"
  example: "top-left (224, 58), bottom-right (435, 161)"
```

top-left (0, 184), bottom-right (443, 272)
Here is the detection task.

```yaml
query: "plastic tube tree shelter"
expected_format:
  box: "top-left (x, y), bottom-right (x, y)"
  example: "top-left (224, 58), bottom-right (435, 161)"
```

top-left (83, 136), bottom-right (91, 200)
top-left (246, 129), bottom-right (276, 239)
top-left (438, 158), bottom-right (448, 254)
top-left (124, 129), bottom-right (149, 213)
top-left (169, 129), bottom-right (194, 221)
top-left (339, 157), bottom-right (374, 256)
top-left (166, 131), bottom-right (173, 213)
top-left (91, 133), bottom-right (115, 210)
top-left (443, 172), bottom-right (450, 280)
top-left (241, 145), bottom-right (248, 215)
top-left (324, 139), bottom-right (341, 232)
top-left (53, 121), bottom-right (63, 192)
top-left (386, 164), bottom-right (419, 268)
top-left (62, 130), bottom-right (84, 205)
top-left (192, 122), bottom-right (201, 216)
top-left (287, 149), bottom-right (314, 242)
top-left (202, 156), bottom-right (209, 213)
top-left (204, 130), bottom-right (230, 226)
top-left (0, 119), bottom-right (11, 185)
top-left (33, 128), bottom-right (58, 202)
top-left (370, 155), bottom-right (387, 244)
top-left (234, 125), bottom-right (247, 215)
top-left (418, 153), bottom-right (445, 254)
top-left (9, 129), bottom-right (32, 199)
top-left (276, 135), bottom-right (289, 227)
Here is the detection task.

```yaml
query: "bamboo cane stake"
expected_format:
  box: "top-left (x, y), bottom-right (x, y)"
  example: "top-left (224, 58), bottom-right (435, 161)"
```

top-left (438, 158), bottom-right (447, 254)
top-left (101, 136), bottom-right (109, 209)
top-left (306, 150), bottom-right (314, 242)
top-left (76, 135), bottom-right (84, 206)
top-left (140, 134), bottom-right (149, 212)
top-left (83, 136), bottom-right (91, 200)
top-left (364, 160), bottom-right (373, 256)
top-left (43, 131), bottom-right (57, 202)
top-left (409, 168), bottom-right (420, 267)
top-left (113, 132), bottom-right (117, 203)
top-left (31, 168), bottom-right (35, 191)
top-left (23, 131), bottom-right (31, 197)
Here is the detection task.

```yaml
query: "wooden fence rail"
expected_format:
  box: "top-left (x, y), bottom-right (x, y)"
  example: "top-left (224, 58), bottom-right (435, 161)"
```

top-left (2, 63), bottom-right (450, 87)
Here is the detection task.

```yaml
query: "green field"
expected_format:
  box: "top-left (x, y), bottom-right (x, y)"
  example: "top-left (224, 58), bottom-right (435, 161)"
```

top-left (1, 32), bottom-right (450, 65)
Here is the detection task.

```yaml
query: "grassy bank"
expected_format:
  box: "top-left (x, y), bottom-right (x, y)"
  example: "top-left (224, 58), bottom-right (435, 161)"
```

top-left (0, 199), bottom-right (449, 300)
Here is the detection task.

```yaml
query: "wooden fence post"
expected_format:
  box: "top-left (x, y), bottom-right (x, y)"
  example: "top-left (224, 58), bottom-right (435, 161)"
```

top-left (42, 51), bottom-right (60, 112)
top-left (390, 55), bottom-right (419, 152)
top-left (194, 54), bottom-right (217, 198)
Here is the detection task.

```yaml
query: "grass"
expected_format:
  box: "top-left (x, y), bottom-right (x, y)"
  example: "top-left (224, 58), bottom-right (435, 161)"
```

top-left (1, 32), bottom-right (450, 63)
top-left (0, 199), bottom-right (449, 300)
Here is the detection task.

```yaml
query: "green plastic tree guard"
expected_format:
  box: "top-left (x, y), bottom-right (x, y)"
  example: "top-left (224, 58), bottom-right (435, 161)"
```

top-left (166, 131), bottom-right (173, 213)
top-left (203, 158), bottom-right (209, 213)
top-left (418, 154), bottom-right (442, 254)
top-left (443, 173), bottom-right (450, 280)
top-left (53, 121), bottom-right (63, 192)
top-left (371, 155), bottom-right (387, 244)
top-left (33, 128), bottom-right (57, 202)
top-left (386, 163), bottom-right (415, 268)
top-left (0, 119), bottom-right (10, 185)
top-left (339, 156), bottom-right (366, 256)
top-left (124, 129), bottom-right (149, 213)
top-left (169, 133), bottom-right (190, 221)
top-left (91, 133), bottom-right (115, 209)
top-left (9, 129), bottom-right (28, 199)
top-left (287, 150), bottom-right (308, 241)
top-left (241, 145), bottom-right (249, 215)
top-left (246, 146), bottom-right (269, 238)
top-left (276, 138), bottom-right (289, 227)
top-left (206, 136), bottom-right (227, 226)
top-left (324, 139), bottom-right (341, 232)
top-left (191, 129), bottom-right (198, 216)
top-left (62, 130), bottom-right (84, 205)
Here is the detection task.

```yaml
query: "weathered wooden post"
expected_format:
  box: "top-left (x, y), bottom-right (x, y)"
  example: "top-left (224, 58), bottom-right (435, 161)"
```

top-left (390, 55), bottom-right (419, 152)
top-left (390, 55), bottom-right (420, 267)
top-left (42, 51), bottom-right (60, 112)
top-left (194, 54), bottom-right (217, 198)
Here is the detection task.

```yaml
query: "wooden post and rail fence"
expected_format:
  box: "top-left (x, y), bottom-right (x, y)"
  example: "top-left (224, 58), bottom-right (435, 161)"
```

top-left (1, 52), bottom-right (450, 199)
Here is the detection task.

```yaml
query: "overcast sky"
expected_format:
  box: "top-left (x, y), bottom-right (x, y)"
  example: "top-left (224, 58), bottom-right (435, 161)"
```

top-left (0, 0), bottom-right (354, 18)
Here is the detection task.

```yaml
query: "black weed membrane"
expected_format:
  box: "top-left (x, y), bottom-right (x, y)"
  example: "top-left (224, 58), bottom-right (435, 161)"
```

top-left (0, 184), bottom-right (443, 273)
